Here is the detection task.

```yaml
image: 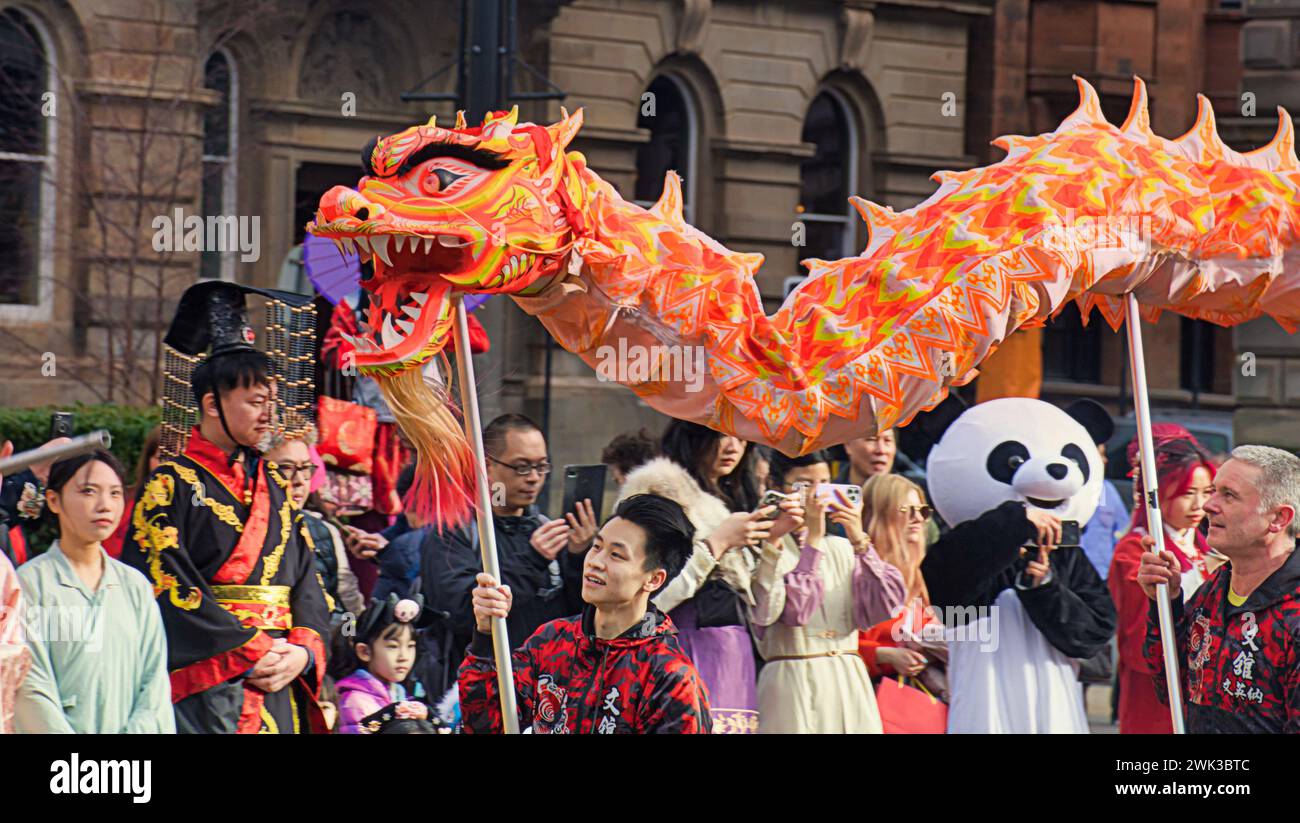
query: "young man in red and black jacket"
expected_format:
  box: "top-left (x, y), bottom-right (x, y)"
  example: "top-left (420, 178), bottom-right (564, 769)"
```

top-left (459, 493), bottom-right (711, 734)
top-left (1138, 445), bottom-right (1300, 733)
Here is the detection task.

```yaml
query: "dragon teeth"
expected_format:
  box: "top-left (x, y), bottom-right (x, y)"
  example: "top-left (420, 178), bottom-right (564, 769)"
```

top-left (381, 314), bottom-right (403, 349)
top-left (331, 238), bottom-right (345, 254)
top-left (394, 235), bottom-right (406, 253)
top-left (341, 237), bottom-right (356, 255)
top-left (410, 292), bottom-right (428, 306)
top-left (354, 236), bottom-right (371, 253)
top-left (438, 234), bottom-right (466, 248)
top-left (423, 237), bottom-right (434, 254)
top-left (397, 318), bottom-right (416, 334)
top-left (402, 304), bottom-right (421, 319)
top-left (371, 235), bottom-right (393, 266)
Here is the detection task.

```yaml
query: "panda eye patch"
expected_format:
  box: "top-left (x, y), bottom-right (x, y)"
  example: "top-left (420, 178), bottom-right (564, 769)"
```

top-left (986, 441), bottom-right (1031, 485)
top-left (1061, 443), bottom-right (1091, 483)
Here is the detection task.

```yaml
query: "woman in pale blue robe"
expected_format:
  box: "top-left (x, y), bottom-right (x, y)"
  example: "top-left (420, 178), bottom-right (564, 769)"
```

top-left (15, 450), bottom-right (173, 733)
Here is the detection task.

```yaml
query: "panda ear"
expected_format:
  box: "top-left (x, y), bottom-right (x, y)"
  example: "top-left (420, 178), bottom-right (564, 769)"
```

top-left (909, 392), bottom-right (972, 449)
top-left (1064, 399), bottom-right (1114, 446)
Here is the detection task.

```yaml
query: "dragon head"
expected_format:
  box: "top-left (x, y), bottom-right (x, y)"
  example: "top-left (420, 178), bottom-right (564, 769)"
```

top-left (307, 106), bottom-right (586, 375)
top-left (306, 108), bottom-right (587, 528)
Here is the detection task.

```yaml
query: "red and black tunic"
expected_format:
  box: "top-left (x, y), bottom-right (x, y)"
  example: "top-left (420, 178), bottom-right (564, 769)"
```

top-left (459, 605), bottom-right (711, 734)
top-left (1145, 547), bottom-right (1300, 733)
top-left (121, 428), bottom-right (331, 734)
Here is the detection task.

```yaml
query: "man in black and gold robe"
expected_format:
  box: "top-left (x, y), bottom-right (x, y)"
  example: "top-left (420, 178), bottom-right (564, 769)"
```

top-left (123, 282), bottom-right (330, 733)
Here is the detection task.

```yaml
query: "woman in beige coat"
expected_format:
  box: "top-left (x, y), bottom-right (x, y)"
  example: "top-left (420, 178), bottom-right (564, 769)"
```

top-left (752, 450), bottom-right (906, 733)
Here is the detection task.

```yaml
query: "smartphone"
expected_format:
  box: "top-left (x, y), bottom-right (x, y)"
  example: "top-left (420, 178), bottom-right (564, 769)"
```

top-left (1059, 520), bottom-right (1081, 547)
top-left (49, 411), bottom-right (74, 440)
top-left (757, 489), bottom-right (790, 518)
top-left (1022, 519), bottom-right (1082, 552)
top-left (814, 483), bottom-right (862, 507)
top-left (561, 464), bottom-right (606, 524)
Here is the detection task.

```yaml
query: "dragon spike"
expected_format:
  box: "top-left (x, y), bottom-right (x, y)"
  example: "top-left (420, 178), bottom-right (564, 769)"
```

top-left (1247, 107), bottom-right (1299, 171)
top-left (650, 170), bottom-right (686, 227)
top-left (849, 196), bottom-right (896, 228)
top-left (990, 134), bottom-right (1035, 158)
top-left (1174, 94), bottom-right (1231, 162)
top-left (1120, 76), bottom-right (1155, 140)
top-left (425, 113), bottom-right (437, 127)
top-left (454, 110), bottom-right (467, 129)
top-left (1058, 75), bottom-right (1108, 131)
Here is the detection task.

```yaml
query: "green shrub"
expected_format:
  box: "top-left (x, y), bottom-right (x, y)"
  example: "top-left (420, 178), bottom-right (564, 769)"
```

top-left (0, 403), bottom-right (163, 488)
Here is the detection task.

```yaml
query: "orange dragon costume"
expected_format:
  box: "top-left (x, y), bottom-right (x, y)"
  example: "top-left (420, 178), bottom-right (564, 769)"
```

top-left (308, 76), bottom-right (1300, 528)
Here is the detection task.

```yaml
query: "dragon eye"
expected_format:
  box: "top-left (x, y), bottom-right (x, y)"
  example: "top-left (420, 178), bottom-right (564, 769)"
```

top-left (431, 168), bottom-right (465, 192)
top-left (1008, 455), bottom-right (1025, 470)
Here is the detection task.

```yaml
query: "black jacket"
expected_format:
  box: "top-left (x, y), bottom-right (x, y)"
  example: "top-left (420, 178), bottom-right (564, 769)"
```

top-left (921, 500), bottom-right (1116, 659)
top-left (423, 510), bottom-right (586, 665)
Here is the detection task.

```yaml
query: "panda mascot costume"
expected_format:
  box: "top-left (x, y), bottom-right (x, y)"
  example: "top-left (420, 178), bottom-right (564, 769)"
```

top-left (919, 397), bottom-right (1117, 733)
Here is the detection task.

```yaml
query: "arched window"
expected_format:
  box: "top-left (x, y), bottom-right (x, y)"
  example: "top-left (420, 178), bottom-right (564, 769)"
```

top-left (201, 50), bottom-right (237, 281)
top-left (797, 90), bottom-right (858, 269)
top-left (0, 8), bottom-right (55, 315)
top-left (634, 74), bottom-right (697, 224)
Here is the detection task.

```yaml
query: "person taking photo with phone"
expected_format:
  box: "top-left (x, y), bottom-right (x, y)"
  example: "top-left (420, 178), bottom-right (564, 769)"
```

top-left (750, 450), bottom-right (906, 733)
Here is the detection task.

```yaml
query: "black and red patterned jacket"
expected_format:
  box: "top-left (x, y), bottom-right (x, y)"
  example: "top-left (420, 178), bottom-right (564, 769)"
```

top-left (459, 604), bottom-right (711, 734)
top-left (1145, 545), bottom-right (1300, 733)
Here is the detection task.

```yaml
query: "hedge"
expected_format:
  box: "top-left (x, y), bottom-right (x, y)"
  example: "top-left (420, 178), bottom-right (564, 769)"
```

top-left (0, 403), bottom-right (163, 489)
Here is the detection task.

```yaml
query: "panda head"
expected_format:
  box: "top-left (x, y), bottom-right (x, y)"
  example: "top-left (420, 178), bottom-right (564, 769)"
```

top-left (926, 398), bottom-right (1104, 528)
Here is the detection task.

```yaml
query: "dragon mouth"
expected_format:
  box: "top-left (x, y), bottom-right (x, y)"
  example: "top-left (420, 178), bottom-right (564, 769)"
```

top-left (308, 220), bottom-right (550, 372)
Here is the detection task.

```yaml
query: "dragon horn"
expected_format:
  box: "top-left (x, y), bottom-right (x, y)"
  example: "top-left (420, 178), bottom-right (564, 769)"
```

top-left (454, 110), bottom-right (467, 129)
top-left (549, 107), bottom-right (584, 151)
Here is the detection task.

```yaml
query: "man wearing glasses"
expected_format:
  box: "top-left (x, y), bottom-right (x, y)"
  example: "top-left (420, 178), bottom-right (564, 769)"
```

top-left (264, 432), bottom-right (364, 623)
top-left (426, 414), bottom-right (598, 668)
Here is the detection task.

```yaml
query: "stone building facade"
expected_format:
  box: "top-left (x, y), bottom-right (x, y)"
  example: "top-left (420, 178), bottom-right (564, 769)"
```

top-left (2, 0), bottom-right (1288, 477)
top-left (0, 0), bottom-right (995, 479)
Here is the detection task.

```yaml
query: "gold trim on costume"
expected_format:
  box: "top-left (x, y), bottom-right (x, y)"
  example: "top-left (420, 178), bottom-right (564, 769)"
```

top-left (259, 498), bottom-right (293, 585)
top-left (259, 703), bottom-right (280, 734)
top-left (211, 585), bottom-right (291, 606)
top-left (171, 463), bottom-right (244, 533)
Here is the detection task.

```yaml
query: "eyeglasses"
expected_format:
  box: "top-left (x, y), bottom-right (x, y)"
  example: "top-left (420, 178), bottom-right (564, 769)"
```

top-left (898, 504), bottom-right (932, 520)
top-left (278, 462), bottom-right (315, 481)
top-left (488, 455), bottom-right (553, 477)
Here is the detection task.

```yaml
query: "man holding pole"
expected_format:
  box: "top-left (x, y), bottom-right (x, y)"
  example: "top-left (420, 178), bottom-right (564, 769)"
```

top-left (459, 494), bottom-right (711, 734)
top-left (1137, 445), bottom-right (1300, 733)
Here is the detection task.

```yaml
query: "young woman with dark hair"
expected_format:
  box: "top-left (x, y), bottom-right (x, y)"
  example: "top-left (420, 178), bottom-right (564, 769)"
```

top-left (14, 451), bottom-right (173, 733)
top-left (103, 424), bottom-right (162, 558)
top-left (615, 420), bottom-right (776, 733)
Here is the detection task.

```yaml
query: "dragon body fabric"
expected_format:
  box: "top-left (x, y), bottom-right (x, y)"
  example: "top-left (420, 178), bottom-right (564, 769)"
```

top-left (308, 76), bottom-right (1300, 527)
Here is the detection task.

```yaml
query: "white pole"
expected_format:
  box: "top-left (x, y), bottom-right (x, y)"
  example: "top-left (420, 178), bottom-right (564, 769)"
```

top-left (1124, 292), bottom-right (1187, 734)
top-left (452, 294), bottom-right (520, 734)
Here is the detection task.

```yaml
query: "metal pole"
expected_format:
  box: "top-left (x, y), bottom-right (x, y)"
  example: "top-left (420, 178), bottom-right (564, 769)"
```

top-left (1124, 292), bottom-right (1187, 734)
top-left (453, 294), bottom-right (520, 734)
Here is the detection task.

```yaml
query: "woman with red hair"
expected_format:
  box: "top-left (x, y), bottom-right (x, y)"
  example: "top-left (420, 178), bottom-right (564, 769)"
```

top-left (1108, 434), bottom-right (1221, 733)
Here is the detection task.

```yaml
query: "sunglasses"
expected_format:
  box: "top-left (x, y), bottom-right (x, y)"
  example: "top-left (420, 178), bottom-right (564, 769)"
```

top-left (898, 504), bottom-right (932, 520)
